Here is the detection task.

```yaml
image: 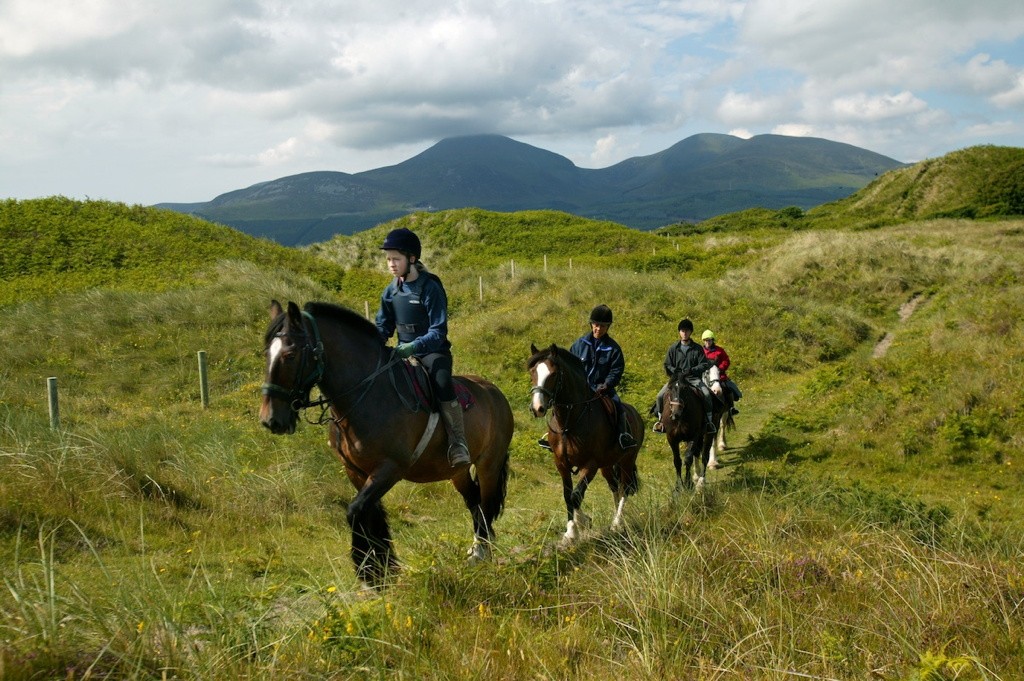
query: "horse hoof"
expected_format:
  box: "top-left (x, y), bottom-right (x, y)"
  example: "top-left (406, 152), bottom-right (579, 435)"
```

top-left (707, 461), bottom-right (719, 470)
top-left (695, 477), bottom-right (705, 494)
top-left (467, 543), bottom-right (491, 563)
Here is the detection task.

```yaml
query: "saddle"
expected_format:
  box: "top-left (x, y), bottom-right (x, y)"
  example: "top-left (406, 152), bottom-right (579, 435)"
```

top-left (402, 360), bottom-right (475, 413)
top-left (598, 394), bottom-right (617, 428)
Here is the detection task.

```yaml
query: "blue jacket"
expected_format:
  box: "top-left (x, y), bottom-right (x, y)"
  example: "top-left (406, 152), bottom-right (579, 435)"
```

top-left (569, 333), bottom-right (625, 396)
top-left (375, 272), bottom-right (451, 355)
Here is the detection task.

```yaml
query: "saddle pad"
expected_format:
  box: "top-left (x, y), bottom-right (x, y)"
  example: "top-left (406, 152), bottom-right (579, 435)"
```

top-left (402, 361), bottom-right (475, 412)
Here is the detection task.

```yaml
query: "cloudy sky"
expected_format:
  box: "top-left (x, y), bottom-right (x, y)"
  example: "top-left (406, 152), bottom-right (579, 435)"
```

top-left (2, 0), bottom-right (1023, 206)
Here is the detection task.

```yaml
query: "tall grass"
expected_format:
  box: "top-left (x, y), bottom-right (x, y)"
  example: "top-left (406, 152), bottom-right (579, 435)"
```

top-left (2, 212), bottom-right (1023, 678)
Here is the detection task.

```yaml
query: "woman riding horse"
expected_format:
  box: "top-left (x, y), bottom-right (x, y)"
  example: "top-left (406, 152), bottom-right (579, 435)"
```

top-left (261, 294), bottom-right (513, 588)
top-left (375, 227), bottom-right (470, 468)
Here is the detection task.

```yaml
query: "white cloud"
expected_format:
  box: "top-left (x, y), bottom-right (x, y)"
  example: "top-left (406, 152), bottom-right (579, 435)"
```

top-left (1, 0), bottom-right (1023, 204)
top-left (829, 91), bottom-right (928, 123)
top-left (992, 73), bottom-right (1024, 108)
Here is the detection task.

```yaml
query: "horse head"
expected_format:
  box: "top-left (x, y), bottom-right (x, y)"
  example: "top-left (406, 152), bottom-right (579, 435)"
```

top-left (260, 299), bottom-right (325, 434)
top-left (667, 373), bottom-right (698, 424)
top-left (527, 343), bottom-right (559, 417)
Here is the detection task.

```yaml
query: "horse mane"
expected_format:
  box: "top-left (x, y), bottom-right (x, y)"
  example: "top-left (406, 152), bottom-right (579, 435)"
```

top-left (528, 344), bottom-right (587, 383)
top-left (263, 301), bottom-right (383, 346)
top-left (303, 301), bottom-right (384, 346)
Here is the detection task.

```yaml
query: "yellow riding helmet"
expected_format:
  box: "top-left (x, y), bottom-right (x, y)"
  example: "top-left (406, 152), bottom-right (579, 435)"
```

top-left (701, 329), bottom-right (715, 341)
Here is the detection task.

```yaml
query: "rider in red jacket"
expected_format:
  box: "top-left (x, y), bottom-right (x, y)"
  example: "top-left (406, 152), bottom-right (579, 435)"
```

top-left (702, 330), bottom-right (742, 411)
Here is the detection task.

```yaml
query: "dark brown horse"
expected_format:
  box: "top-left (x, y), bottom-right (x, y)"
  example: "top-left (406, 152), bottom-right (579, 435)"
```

top-left (528, 344), bottom-right (644, 546)
top-left (260, 300), bottom-right (513, 588)
top-left (663, 368), bottom-right (728, 494)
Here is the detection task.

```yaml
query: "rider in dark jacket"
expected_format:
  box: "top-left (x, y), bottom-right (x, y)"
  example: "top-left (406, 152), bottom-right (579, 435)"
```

top-left (653, 318), bottom-right (716, 433)
top-left (570, 304), bottom-right (636, 449)
top-left (375, 227), bottom-right (469, 468)
top-left (538, 305), bottom-right (637, 450)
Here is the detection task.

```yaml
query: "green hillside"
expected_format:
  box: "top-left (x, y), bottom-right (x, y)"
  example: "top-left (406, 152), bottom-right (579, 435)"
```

top-left (684, 144), bottom-right (1024, 233)
top-left (0, 197), bottom-right (345, 305)
top-left (2, 192), bottom-right (1023, 679)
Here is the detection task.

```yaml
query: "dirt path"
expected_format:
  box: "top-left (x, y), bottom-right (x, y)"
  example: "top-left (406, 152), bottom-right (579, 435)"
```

top-left (872, 294), bottom-right (924, 359)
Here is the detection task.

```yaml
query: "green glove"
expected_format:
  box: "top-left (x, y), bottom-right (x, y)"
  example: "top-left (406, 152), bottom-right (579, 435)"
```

top-left (396, 342), bottom-right (416, 359)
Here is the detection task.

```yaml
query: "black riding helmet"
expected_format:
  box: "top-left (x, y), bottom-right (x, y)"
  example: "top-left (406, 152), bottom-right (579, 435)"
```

top-left (678, 318), bottom-right (694, 332)
top-left (590, 304), bottom-right (613, 324)
top-left (381, 228), bottom-right (421, 259)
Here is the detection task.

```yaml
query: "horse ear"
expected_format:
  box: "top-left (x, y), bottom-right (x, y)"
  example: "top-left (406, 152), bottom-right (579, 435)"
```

top-left (530, 343), bottom-right (539, 355)
top-left (286, 301), bottom-right (302, 324)
top-left (547, 343), bottom-right (558, 353)
top-left (269, 300), bottom-right (283, 319)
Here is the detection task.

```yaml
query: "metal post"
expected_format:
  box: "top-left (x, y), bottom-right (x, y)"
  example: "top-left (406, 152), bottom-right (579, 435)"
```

top-left (47, 377), bottom-right (59, 430)
top-left (197, 350), bottom-right (209, 408)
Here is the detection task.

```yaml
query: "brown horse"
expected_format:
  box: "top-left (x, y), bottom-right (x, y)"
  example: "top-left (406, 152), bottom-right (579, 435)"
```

top-left (260, 300), bottom-right (513, 588)
top-left (663, 368), bottom-right (728, 494)
top-left (528, 343), bottom-right (644, 546)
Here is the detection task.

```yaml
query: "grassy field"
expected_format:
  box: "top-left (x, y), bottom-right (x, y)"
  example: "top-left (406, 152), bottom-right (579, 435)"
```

top-left (1, 198), bottom-right (1023, 679)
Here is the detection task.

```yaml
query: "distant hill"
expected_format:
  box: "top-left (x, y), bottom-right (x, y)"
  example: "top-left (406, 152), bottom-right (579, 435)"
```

top-left (686, 145), bottom-right (1024, 233)
top-left (0, 197), bottom-right (345, 305)
top-left (157, 133), bottom-right (904, 245)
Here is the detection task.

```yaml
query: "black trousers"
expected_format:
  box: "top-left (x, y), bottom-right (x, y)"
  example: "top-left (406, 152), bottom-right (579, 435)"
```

top-left (419, 352), bottom-right (455, 402)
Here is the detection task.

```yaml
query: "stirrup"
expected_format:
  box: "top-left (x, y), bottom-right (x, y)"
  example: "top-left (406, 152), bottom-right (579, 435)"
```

top-left (652, 420), bottom-right (664, 433)
top-left (537, 436), bottom-right (552, 450)
top-left (619, 433), bottom-right (636, 449)
top-left (448, 443), bottom-right (470, 467)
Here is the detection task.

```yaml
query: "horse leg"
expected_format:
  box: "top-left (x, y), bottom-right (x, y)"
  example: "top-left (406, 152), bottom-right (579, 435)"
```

top-left (694, 436), bottom-right (710, 494)
top-left (559, 465), bottom-right (595, 547)
top-left (346, 468), bottom-right (401, 589)
top-left (453, 450), bottom-right (510, 564)
top-left (670, 440), bottom-right (685, 497)
top-left (682, 440), bottom-right (696, 491)
top-left (605, 467), bottom-right (628, 531)
top-left (715, 413), bottom-right (728, 453)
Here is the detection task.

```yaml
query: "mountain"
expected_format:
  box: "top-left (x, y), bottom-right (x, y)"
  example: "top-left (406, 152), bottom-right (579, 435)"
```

top-left (157, 133), bottom-right (905, 245)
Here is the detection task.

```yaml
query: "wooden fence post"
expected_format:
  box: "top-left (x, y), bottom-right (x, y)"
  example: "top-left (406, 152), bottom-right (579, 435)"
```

top-left (197, 350), bottom-right (209, 408)
top-left (47, 377), bottom-right (60, 430)
top-left (364, 300), bottom-right (370, 320)
top-left (479, 276), bottom-right (483, 301)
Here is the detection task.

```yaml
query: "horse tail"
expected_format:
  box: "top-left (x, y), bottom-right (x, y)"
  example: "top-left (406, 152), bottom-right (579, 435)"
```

top-left (348, 498), bottom-right (397, 587)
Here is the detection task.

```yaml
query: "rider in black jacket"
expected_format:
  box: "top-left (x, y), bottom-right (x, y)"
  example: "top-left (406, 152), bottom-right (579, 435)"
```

top-left (652, 318), bottom-right (716, 433)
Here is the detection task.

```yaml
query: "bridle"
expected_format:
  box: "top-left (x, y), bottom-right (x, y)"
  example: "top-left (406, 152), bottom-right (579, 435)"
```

top-left (529, 356), bottom-right (600, 436)
top-left (261, 311), bottom-right (327, 412)
top-left (262, 310), bottom-right (408, 420)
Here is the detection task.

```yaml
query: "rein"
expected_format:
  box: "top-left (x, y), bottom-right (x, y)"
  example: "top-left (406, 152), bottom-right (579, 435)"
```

top-left (263, 311), bottom-right (406, 421)
top-left (531, 359), bottom-right (601, 436)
